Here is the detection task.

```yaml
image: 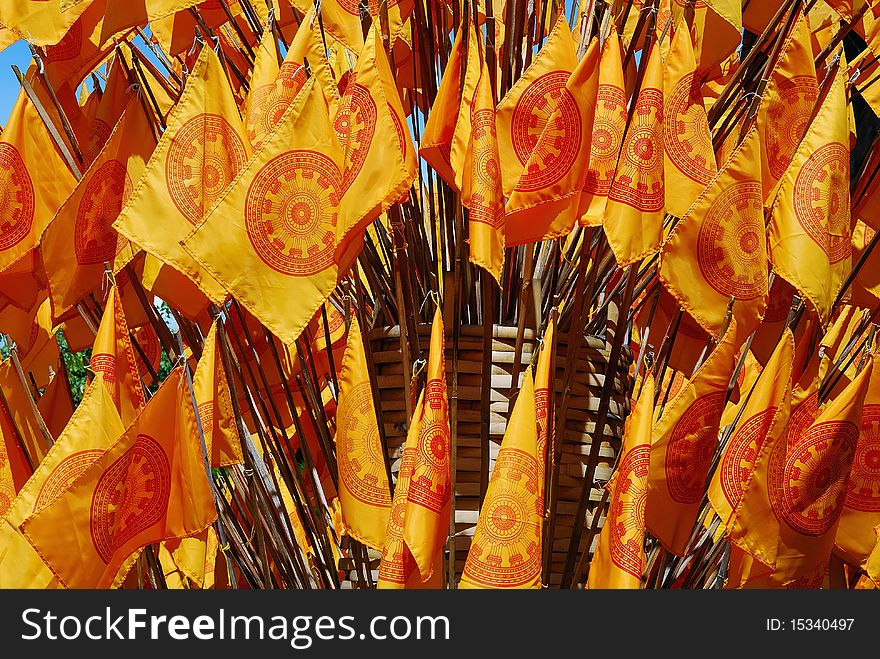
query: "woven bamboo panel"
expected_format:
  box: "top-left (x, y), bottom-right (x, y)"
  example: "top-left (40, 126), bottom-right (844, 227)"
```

top-left (367, 323), bottom-right (633, 587)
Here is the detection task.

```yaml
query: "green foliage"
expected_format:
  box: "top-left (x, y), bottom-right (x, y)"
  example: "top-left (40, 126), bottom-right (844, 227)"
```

top-left (56, 331), bottom-right (91, 406)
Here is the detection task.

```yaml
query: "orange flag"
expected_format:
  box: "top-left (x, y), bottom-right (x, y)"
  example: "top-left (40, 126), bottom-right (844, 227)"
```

top-left (89, 284), bottom-right (145, 426)
top-left (0, 0), bottom-right (93, 46)
top-left (731, 356), bottom-right (874, 586)
top-left (756, 7), bottom-right (818, 203)
top-left (580, 24), bottom-right (627, 228)
top-left (709, 329), bottom-right (794, 529)
top-left (534, 317), bottom-right (556, 508)
top-left (290, 0), bottom-right (364, 53)
top-left (182, 77), bottom-right (343, 345)
top-left (0, 385), bottom-right (33, 516)
top-left (836, 357), bottom-right (880, 565)
top-left (335, 315), bottom-right (392, 551)
top-left (495, 13), bottom-right (578, 197)
top-left (646, 318), bottom-right (738, 555)
top-left (675, 0), bottom-right (743, 76)
top-left (589, 371), bottom-right (655, 589)
top-left (193, 320), bottom-right (244, 468)
top-left (505, 38), bottom-right (600, 246)
top-left (767, 62), bottom-right (852, 326)
top-left (0, 86), bottom-right (77, 275)
top-left (42, 99), bottom-right (156, 325)
top-left (663, 19), bottom-right (717, 218)
top-left (37, 369), bottom-right (75, 441)
top-left (403, 307), bottom-right (451, 580)
top-left (21, 367), bottom-right (217, 588)
top-left (461, 368), bottom-right (542, 589)
top-left (0, 374), bottom-right (123, 589)
top-left (335, 26), bottom-right (417, 264)
top-left (80, 56), bottom-right (135, 166)
top-left (659, 126), bottom-right (769, 343)
top-left (603, 40), bottom-right (665, 266)
top-left (461, 26), bottom-right (505, 283)
top-left (99, 0), bottom-right (204, 44)
top-left (113, 44), bottom-right (249, 303)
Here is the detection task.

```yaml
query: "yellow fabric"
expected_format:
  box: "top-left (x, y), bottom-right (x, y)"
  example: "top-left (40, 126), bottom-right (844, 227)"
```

top-left (36, 369), bottom-right (75, 441)
top-left (604, 40), bottom-right (664, 266)
top-left (673, 0), bottom-right (742, 75)
top-left (867, 525), bottom-right (880, 583)
top-left (0, 86), bottom-right (77, 274)
top-left (42, 99), bottom-right (155, 325)
top-left (290, 0), bottom-right (364, 53)
top-left (0, 357), bottom-right (49, 465)
top-left (80, 57), bottom-right (135, 167)
top-left (89, 285), bottom-right (146, 426)
top-left (663, 19), bottom-right (716, 219)
top-left (767, 63), bottom-right (851, 326)
top-left (403, 307), bottom-right (451, 580)
top-left (113, 45), bottom-right (249, 303)
top-left (21, 368), bottom-right (217, 588)
top-left (505, 37), bottom-right (600, 246)
top-left (589, 371), bottom-right (655, 589)
top-left (579, 25), bottom-right (626, 228)
top-left (851, 220), bottom-right (880, 307)
top-left (495, 14), bottom-right (578, 197)
top-left (534, 317), bottom-right (555, 508)
top-left (99, 0), bottom-right (203, 44)
top-left (0, 375), bottom-right (34, 514)
top-left (0, 0), bottom-right (92, 46)
top-left (334, 26), bottom-right (416, 264)
top-left (757, 7), bottom-right (817, 204)
top-left (660, 126), bottom-right (767, 344)
top-left (646, 318), bottom-right (737, 556)
top-left (162, 526), bottom-right (217, 589)
top-left (193, 321), bottom-right (245, 468)
top-left (461, 368), bottom-right (541, 588)
top-left (335, 315), bottom-right (392, 551)
top-left (0, 375), bottom-right (123, 588)
top-left (709, 330), bottom-right (794, 529)
top-left (182, 77), bottom-right (342, 345)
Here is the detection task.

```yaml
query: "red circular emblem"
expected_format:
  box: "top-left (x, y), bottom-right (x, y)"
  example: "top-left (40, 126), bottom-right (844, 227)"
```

top-left (770, 419), bottom-right (859, 535)
top-left (583, 83), bottom-right (627, 197)
top-left (337, 381), bottom-right (391, 507)
top-left (609, 444), bottom-right (650, 579)
top-left (408, 379), bottom-right (450, 514)
top-left (131, 325), bottom-right (161, 377)
top-left (468, 107), bottom-right (504, 228)
top-left (34, 449), bottom-right (105, 512)
top-left (696, 180), bottom-right (767, 300)
top-left (89, 353), bottom-right (117, 389)
top-left (845, 404), bottom-right (880, 512)
top-left (787, 391), bottom-right (818, 450)
top-left (166, 113), bottom-right (249, 225)
top-left (0, 479), bottom-right (12, 518)
top-left (44, 21), bottom-right (82, 62)
top-left (83, 119), bottom-right (113, 165)
top-left (244, 150), bottom-right (341, 276)
top-left (511, 72), bottom-right (581, 192)
top-left (766, 75), bottom-right (818, 180)
top-left (377, 444), bottom-right (417, 585)
top-left (246, 62), bottom-right (308, 150)
top-left (608, 88), bottom-right (664, 212)
top-left (719, 408), bottom-right (777, 509)
top-left (665, 391), bottom-right (726, 503)
top-left (334, 81), bottom-right (377, 193)
top-left (75, 159), bottom-right (131, 265)
top-left (664, 71), bottom-right (715, 185)
top-left (0, 143), bottom-right (35, 252)
top-left (462, 448), bottom-right (542, 587)
top-left (89, 434), bottom-right (172, 563)
top-left (792, 142), bottom-right (851, 264)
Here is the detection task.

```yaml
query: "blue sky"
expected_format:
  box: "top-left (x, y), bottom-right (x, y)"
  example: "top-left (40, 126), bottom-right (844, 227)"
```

top-left (0, 40), bottom-right (34, 126)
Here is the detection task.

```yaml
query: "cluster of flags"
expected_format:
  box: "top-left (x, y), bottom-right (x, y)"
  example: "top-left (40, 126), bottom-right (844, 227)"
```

top-left (1, 0), bottom-right (880, 590)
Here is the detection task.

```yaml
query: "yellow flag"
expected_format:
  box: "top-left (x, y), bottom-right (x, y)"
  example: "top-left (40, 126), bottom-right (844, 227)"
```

top-left (505, 38), bottom-right (600, 246)
top-left (193, 321), bottom-right (244, 468)
top-left (851, 220), bottom-right (880, 308)
top-left (0, 0), bottom-right (92, 46)
top-left (100, 0), bottom-right (203, 44)
top-left (731, 355), bottom-right (874, 585)
top-left (37, 369), bottom-right (75, 441)
top-left (290, 0), bottom-right (364, 53)
top-left (495, 13), bottom-right (578, 196)
top-left (589, 372), bottom-right (655, 589)
top-left (756, 7), bottom-right (817, 203)
top-left (182, 77), bottom-right (342, 345)
top-left (42, 98), bottom-right (156, 325)
top-left (534, 317), bottom-right (555, 508)
top-left (0, 375), bottom-right (123, 589)
top-left (403, 307), bottom-right (451, 580)
top-left (461, 368), bottom-right (541, 588)
top-left (335, 315), bottom-right (392, 550)
top-left (0, 384), bottom-right (34, 513)
top-left (89, 284), bottom-right (145, 426)
top-left (0, 86), bottom-right (77, 274)
top-left (80, 56), bottom-right (135, 166)
top-left (663, 19), bottom-right (717, 218)
top-left (335, 26), bottom-right (416, 263)
top-left (113, 44), bottom-right (250, 303)
top-left (659, 126), bottom-right (768, 343)
top-left (0, 355), bottom-right (50, 464)
top-left (709, 330), bottom-right (794, 528)
top-left (767, 62), bottom-right (851, 326)
top-left (604, 40), bottom-right (664, 266)
top-left (646, 318), bottom-right (737, 555)
top-left (674, 0), bottom-right (743, 75)
top-left (580, 24), bottom-right (627, 227)
top-left (461, 27), bottom-right (505, 283)
top-left (21, 367), bottom-right (217, 588)
top-left (836, 357), bottom-right (880, 564)
top-left (162, 526), bottom-right (217, 589)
